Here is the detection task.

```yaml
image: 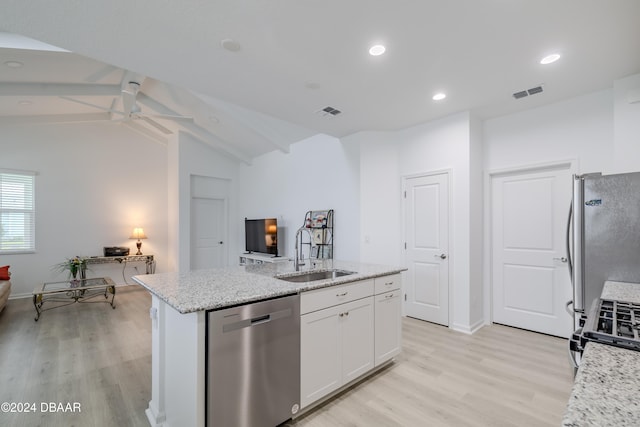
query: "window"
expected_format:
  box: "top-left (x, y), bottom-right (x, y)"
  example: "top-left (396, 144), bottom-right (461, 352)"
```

top-left (0, 169), bottom-right (36, 254)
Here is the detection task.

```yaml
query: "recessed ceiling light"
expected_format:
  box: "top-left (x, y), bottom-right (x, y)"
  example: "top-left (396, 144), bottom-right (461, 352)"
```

top-left (4, 61), bottom-right (23, 68)
top-left (221, 39), bottom-right (241, 52)
top-left (432, 93), bottom-right (446, 101)
top-left (369, 45), bottom-right (386, 56)
top-left (540, 53), bottom-right (561, 65)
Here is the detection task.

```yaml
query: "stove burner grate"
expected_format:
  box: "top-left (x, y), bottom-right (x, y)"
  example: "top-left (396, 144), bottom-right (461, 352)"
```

top-left (595, 300), bottom-right (640, 340)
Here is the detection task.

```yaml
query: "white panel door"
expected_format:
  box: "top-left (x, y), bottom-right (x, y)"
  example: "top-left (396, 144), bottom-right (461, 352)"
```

top-left (404, 173), bottom-right (449, 326)
top-left (191, 197), bottom-right (226, 270)
top-left (492, 167), bottom-right (572, 338)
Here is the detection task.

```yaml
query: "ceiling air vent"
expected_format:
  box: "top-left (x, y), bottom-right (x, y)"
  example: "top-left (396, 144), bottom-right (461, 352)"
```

top-left (527, 86), bottom-right (543, 96)
top-left (316, 106), bottom-right (342, 117)
top-left (512, 85), bottom-right (544, 100)
top-left (513, 90), bottom-right (528, 100)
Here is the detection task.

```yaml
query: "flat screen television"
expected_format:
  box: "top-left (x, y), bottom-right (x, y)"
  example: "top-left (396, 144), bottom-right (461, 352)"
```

top-left (245, 218), bottom-right (278, 256)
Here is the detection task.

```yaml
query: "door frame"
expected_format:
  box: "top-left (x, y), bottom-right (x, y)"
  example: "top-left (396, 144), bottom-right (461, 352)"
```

top-left (484, 159), bottom-right (577, 326)
top-left (401, 169), bottom-right (453, 327)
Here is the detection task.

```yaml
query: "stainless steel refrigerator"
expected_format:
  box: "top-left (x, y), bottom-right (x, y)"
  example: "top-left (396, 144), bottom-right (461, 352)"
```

top-left (569, 171), bottom-right (640, 327)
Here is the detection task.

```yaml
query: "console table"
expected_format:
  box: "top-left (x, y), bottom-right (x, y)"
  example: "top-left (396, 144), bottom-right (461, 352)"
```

top-left (85, 255), bottom-right (155, 274)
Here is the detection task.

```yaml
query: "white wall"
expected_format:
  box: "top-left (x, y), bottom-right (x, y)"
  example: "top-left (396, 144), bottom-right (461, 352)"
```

top-left (613, 73), bottom-right (640, 173)
top-left (482, 87), bottom-right (616, 324)
top-left (483, 89), bottom-right (614, 174)
top-left (469, 115), bottom-right (484, 325)
top-left (346, 111), bottom-right (483, 333)
top-left (398, 112), bottom-right (478, 332)
top-left (170, 131), bottom-right (240, 272)
top-left (238, 133), bottom-right (360, 261)
top-left (348, 131), bottom-right (400, 266)
top-left (1, 122), bottom-right (168, 297)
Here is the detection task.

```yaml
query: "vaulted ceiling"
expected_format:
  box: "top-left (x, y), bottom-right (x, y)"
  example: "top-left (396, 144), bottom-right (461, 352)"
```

top-left (1, 1), bottom-right (639, 162)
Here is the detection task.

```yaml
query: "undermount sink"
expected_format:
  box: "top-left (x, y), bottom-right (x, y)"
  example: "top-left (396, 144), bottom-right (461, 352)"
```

top-left (276, 269), bottom-right (357, 283)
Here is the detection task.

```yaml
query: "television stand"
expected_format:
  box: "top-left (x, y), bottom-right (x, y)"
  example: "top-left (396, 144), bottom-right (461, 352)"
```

top-left (239, 253), bottom-right (290, 266)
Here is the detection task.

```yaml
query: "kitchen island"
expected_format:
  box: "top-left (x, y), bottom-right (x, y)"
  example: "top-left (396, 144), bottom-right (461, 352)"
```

top-left (133, 259), bottom-right (405, 427)
top-left (563, 281), bottom-right (640, 426)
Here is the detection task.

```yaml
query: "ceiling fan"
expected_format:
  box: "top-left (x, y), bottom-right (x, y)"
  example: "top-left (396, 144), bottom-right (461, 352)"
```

top-left (61, 81), bottom-right (194, 134)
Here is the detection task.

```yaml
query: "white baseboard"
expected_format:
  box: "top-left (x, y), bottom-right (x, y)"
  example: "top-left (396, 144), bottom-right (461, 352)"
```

top-left (145, 402), bottom-right (166, 427)
top-left (451, 318), bottom-right (485, 335)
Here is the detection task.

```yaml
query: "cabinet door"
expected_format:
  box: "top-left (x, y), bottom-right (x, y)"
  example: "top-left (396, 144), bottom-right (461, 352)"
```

top-left (374, 290), bottom-right (402, 366)
top-left (341, 297), bottom-right (375, 384)
top-left (300, 304), bottom-right (342, 408)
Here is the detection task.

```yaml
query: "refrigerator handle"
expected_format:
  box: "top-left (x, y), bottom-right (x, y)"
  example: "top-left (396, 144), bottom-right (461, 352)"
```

top-left (572, 174), bottom-right (585, 314)
top-left (566, 201), bottom-right (573, 279)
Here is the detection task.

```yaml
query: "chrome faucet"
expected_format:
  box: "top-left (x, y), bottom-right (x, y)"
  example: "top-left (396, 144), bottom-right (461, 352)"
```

top-left (294, 227), bottom-right (311, 271)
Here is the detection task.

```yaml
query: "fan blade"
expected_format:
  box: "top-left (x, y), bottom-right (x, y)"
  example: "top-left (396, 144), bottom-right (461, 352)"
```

top-left (60, 96), bottom-right (125, 116)
top-left (137, 113), bottom-right (194, 123)
top-left (85, 64), bottom-right (123, 83)
top-left (138, 116), bottom-right (173, 134)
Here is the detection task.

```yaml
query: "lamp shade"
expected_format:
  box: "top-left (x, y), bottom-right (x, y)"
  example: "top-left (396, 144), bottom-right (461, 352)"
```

top-left (130, 228), bottom-right (147, 240)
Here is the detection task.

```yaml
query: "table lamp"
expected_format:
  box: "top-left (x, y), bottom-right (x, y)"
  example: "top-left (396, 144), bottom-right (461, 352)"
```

top-left (130, 227), bottom-right (147, 255)
top-left (268, 224), bottom-right (277, 244)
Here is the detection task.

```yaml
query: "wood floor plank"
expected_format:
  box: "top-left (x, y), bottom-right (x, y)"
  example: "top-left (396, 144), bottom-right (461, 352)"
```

top-left (0, 287), bottom-right (573, 427)
top-left (291, 318), bottom-right (573, 427)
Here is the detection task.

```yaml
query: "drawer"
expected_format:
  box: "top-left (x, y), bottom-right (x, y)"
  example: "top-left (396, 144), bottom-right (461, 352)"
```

top-left (301, 279), bottom-right (374, 314)
top-left (374, 274), bottom-right (401, 295)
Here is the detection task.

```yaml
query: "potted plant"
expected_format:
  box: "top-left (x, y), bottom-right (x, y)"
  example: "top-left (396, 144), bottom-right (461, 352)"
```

top-left (53, 256), bottom-right (88, 280)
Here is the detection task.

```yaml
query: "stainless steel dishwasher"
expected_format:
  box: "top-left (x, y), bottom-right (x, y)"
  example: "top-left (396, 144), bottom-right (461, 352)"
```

top-left (206, 294), bottom-right (300, 427)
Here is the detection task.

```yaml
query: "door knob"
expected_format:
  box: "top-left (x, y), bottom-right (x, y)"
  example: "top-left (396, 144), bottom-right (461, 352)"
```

top-left (553, 257), bottom-right (567, 263)
top-left (218, 241), bottom-right (224, 245)
top-left (434, 254), bottom-right (447, 259)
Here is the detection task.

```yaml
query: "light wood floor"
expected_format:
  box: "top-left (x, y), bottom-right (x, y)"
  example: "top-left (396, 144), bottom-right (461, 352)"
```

top-left (0, 286), bottom-right (573, 427)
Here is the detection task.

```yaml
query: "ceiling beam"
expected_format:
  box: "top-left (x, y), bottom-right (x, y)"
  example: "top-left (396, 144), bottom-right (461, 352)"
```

top-left (191, 92), bottom-right (295, 154)
top-left (0, 82), bottom-right (121, 97)
top-left (123, 121), bottom-right (167, 145)
top-left (137, 93), bottom-right (252, 164)
top-left (0, 112), bottom-right (111, 125)
top-left (196, 96), bottom-right (294, 154)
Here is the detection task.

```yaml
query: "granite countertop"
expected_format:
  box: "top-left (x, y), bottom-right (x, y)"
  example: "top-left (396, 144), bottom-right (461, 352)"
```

top-left (563, 281), bottom-right (640, 426)
top-left (132, 259), bottom-right (405, 314)
top-left (600, 280), bottom-right (640, 304)
top-left (563, 342), bottom-right (640, 426)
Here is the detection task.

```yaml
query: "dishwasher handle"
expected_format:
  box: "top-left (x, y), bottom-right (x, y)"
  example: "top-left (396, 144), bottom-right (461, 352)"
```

top-left (251, 314), bottom-right (271, 325)
top-left (222, 308), bottom-right (292, 333)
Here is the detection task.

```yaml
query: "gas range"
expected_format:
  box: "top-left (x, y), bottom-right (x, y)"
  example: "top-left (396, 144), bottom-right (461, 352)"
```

top-left (576, 299), bottom-right (640, 352)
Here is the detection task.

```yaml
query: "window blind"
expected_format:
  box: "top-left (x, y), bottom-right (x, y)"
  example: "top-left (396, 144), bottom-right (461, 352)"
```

top-left (0, 169), bottom-right (36, 254)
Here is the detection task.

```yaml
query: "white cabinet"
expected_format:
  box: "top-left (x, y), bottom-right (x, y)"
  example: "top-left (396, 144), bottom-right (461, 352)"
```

top-left (300, 275), bottom-right (403, 409)
top-left (300, 303), bottom-right (342, 407)
top-left (374, 273), bottom-right (401, 295)
top-left (374, 290), bottom-right (402, 366)
top-left (300, 280), bottom-right (374, 409)
top-left (374, 274), bottom-right (402, 367)
top-left (341, 297), bottom-right (375, 383)
top-left (301, 279), bottom-right (374, 314)
top-left (300, 296), bottom-right (374, 408)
